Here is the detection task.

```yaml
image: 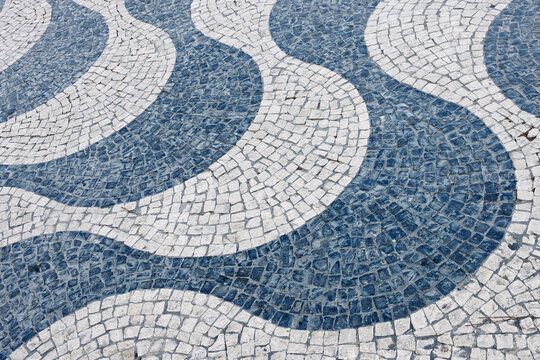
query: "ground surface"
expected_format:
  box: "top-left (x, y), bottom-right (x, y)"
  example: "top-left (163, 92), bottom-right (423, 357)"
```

top-left (0, 0), bottom-right (539, 359)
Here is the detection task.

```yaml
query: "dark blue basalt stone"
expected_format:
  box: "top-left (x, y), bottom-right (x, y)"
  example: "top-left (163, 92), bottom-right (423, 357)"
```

top-left (485, 0), bottom-right (540, 116)
top-left (0, 0), bottom-right (263, 207)
top-left (0, 0), bottom-right (108, 121)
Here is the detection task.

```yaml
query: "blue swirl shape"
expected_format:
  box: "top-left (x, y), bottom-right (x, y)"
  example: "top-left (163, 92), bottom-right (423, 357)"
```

top-left (0, 0), bottom-right (518, 356)
top-left (267, 0), bottom-right (516, 319)
top-left (0, 0), bottom-right (108, 121)
top-left (0, 0), bottom-right (262, 207)
top-left (485, 0), bottom-right (540, 116)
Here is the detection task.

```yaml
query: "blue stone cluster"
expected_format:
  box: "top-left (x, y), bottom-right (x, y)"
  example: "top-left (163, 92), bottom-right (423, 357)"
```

top-left (0, 0), bottom-right (108, 122)
top-left (485, 0), bottom-right (540, 116)
top-left (0, 0), bottom-right (263, 207)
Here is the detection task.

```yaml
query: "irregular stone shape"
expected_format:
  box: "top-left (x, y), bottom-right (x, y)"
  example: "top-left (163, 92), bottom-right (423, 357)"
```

top-left (269, 0), bottom-right (516, 327)
top-left (0, 2), bottom-right (523, 357)
top-left (0, 0), bottom-right (368, 259)
top-left (364, 0), bottom-right (539, 234)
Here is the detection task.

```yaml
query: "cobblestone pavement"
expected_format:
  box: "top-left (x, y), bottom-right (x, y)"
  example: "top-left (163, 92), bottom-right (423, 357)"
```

top-left (0, 0), bottom-right (538, 359)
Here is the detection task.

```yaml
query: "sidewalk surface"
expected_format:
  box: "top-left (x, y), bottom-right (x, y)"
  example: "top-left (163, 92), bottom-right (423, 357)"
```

top-left (0, 0), bottom-right (538, 359)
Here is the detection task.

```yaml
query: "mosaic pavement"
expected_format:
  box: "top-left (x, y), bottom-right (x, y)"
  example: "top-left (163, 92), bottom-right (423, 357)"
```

top-left (0, 0), bottom-right (538, 358)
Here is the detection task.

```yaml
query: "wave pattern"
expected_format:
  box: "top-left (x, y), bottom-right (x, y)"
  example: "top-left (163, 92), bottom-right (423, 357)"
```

top-left (0, 0), bottom-right (51, 72)
top-left (0, 0), bottom-right (108, 121)
top-left (0, 0), bottom-right (176, 165)
top-left (364, 0), bottom-right (539, 236)
top-left (0, 0), bottom-right (368, 260)
top-left (0, 0), bottom-right (262, 206)
top-left (268, 0), bottom-right (516, 326)
top-left (0, 0), bottom-right (527, 357)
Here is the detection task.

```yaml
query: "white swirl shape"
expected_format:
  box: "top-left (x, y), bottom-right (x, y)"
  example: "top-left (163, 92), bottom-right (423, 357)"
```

top-left (0, 0), bottom-right (176, 165)
top-left (0, 0), bottom-right (51, 72)
top-left (365, 0), bottom-right (540, 235)
top-left (0, 0), bottom-right (370, 257)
